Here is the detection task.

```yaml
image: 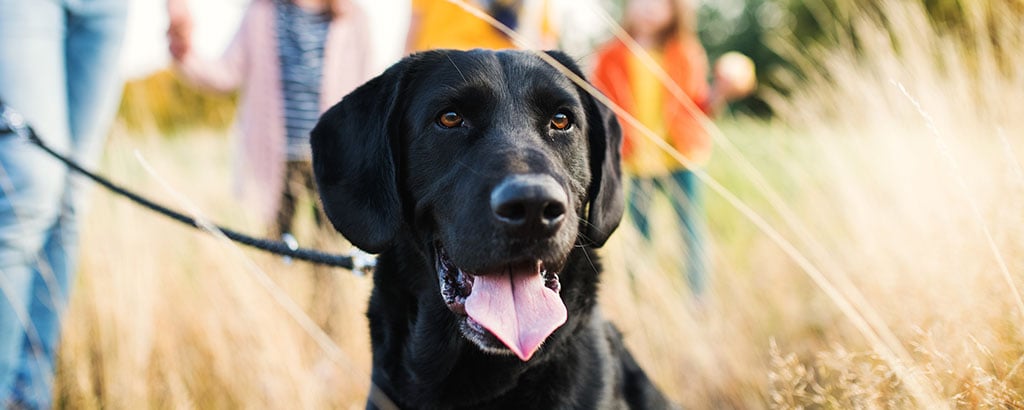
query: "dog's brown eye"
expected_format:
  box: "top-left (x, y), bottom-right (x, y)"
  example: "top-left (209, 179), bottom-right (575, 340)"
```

top-left (438, 111), bottom-right (463, 128)
top-left (550, 112), bottom-right (571, 130)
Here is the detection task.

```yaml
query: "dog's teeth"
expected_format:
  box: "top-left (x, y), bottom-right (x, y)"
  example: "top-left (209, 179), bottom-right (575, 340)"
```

top-left (545, 272), bottom-right (561, 294)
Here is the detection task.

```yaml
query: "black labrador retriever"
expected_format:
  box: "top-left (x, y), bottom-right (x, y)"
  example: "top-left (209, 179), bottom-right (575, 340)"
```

top-left (311, 49), bottom-right (670, 409)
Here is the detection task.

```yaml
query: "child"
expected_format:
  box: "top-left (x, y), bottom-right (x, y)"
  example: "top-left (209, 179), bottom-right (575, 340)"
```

top-left (168, 0), bottom-right (373, 242)
top-left (592, 0), bottom-right (754, 295)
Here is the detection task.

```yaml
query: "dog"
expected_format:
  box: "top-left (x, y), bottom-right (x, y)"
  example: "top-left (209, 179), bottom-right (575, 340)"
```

top-left (312, 49), bottom-right (670, 409)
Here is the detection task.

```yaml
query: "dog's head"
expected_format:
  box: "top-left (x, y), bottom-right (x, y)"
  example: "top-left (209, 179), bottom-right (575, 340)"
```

top-left (312, 49), bottom-right (623, 361)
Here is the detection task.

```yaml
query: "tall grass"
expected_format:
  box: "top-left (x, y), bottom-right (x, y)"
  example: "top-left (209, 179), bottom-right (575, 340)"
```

top-left (62, 132), bottom-right (373, 408)
top-left (54, 0), bottom-right (1024, 408)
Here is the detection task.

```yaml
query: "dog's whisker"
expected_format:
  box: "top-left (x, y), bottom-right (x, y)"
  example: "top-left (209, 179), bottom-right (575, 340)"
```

top-left (579, 246), bottom-right (600, 275)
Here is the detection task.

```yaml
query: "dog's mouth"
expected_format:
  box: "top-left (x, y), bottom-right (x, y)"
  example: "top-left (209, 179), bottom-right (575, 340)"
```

top-left (435, 242), bottom-right (566, 361)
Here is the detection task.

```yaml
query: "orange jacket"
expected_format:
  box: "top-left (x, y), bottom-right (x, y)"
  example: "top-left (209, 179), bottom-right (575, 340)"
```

top-left (592, 37), bottom-right (712, 168)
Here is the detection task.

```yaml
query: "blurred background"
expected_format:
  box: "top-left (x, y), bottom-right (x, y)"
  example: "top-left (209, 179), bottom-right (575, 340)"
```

top-left (50, 0), bottom-right (1024, 408)
top-left (118, 0), bottom-right (1012, 129)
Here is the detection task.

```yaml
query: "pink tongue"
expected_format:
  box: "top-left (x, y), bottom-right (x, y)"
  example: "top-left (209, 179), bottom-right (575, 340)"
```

top-left (464, 263), bottom-right (567, 361)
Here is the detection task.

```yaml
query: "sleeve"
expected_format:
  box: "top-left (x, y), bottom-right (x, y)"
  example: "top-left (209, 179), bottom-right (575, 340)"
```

top-left (351, 5), bottom-right (375, 83)
top-left (410, 0), bottom-right (427, 13)
top-left (682, 37), bottom-right (712, 114)
top-left (590, 46), bottom-right (617, 100)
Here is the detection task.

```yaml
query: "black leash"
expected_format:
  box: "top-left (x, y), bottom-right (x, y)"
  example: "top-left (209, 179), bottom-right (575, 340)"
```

top-left (0, 104), bottom-right (374, 273)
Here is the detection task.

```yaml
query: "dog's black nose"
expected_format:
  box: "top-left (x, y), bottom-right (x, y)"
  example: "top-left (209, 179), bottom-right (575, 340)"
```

top-left (490, 174), bottom-right (567, 238)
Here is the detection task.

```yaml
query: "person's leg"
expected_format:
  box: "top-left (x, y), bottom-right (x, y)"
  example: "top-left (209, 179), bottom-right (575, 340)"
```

top-left (14, 0), bottom-right (127, 406)
top-left (298, 161), bottom-right (326, 229)
top-left (626, 176), bottom-right (655, 240)
top-left (670, 169), bottom-right (708, 295)
top-left (0, 0), bottom-right (72, 403)
top-left (298, 160), bottom-right (339, 331)
top-left (277, 162), bottom-right (302, 238)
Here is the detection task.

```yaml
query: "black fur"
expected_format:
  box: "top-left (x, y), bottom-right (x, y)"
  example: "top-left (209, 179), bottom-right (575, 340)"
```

top-left (312, 49), bottom-right (669, 409)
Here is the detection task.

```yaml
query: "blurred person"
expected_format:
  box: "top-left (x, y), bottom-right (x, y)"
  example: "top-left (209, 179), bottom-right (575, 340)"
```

top-left (167, 0), bottom-right (373, 244)
top-left (592, 0), bottom-right (755, 296)
top-left (0, 0), bottom-right (128, 407)
top-left (405, 0), bottom-right (556, 53)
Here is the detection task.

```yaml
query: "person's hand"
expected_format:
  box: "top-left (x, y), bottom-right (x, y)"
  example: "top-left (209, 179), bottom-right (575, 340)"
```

top-left (167, 0), bottom-right (193, 61)
top-left (712, 52), bottom-right (757, 101)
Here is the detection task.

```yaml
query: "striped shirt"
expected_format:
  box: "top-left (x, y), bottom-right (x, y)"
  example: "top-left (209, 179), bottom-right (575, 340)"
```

top-left (275, 0), bottom-right (330, 160)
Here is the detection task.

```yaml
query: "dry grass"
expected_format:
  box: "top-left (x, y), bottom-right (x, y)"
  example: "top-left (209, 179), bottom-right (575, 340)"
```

top-left (62, 132), bottom-right (373, 408)
top-left (52, 0), bottom-right (1024, 408)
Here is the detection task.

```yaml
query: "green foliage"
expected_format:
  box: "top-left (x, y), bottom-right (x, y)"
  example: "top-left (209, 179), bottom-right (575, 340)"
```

top-left (697, 0), bottom-right (788, 117)
top-left (695, 0), bottom-right (1024, 117)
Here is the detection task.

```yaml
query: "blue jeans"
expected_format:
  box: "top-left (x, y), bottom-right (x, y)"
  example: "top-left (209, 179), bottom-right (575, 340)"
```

top-left (0, 0), bottom-right (126, 407)
top-left (627, 170), bottom-right (708, 295)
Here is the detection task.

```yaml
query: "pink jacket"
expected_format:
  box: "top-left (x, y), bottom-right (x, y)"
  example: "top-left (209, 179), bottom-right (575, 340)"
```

top-left (175, 0), bottom-right (373, 223)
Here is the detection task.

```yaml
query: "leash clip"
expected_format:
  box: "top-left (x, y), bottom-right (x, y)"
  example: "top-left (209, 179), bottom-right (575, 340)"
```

top-left (349, 249), bottom-right (377, 276)
top-left (0, 103), bottom-right (30, 140)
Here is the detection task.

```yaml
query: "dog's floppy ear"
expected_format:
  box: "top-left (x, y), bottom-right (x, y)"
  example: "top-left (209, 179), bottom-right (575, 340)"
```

top-left (311, 60), bottom-right (409, 253)
top-left (580, 86), bottom-right (625, 247)
top-left (546, 51), bottom-right (625, 247)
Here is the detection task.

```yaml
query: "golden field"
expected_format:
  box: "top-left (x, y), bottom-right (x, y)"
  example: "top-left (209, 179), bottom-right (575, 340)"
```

top-left (55, 0), bottom-right (1024, 408)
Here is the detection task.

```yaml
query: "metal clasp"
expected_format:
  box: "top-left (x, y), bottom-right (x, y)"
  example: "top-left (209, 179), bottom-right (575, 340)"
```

top-left (349, 249), bottom-right (377, 276)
